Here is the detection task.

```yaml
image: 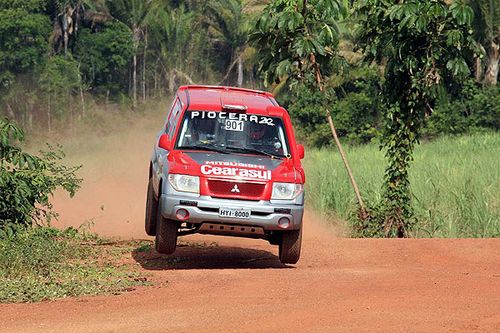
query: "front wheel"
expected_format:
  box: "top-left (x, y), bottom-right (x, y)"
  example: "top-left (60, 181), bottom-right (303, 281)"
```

top-left (279, 228), bottom-right (302, 264)
top-left (155, 202), bottom-right (179, 255)
top-left (145, 178), bottom-right (158, 236)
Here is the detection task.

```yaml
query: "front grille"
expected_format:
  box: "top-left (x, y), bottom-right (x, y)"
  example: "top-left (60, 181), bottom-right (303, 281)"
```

top-left (207, 179), bottom-right (265, 199)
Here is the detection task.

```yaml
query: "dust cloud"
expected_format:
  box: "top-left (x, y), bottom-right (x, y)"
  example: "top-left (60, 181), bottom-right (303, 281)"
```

top-left (51, 108), bottom-right (164, 239)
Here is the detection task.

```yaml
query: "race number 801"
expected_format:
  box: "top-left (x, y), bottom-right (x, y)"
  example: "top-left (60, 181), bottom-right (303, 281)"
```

top-left (225, 120), bottom-right (244, 132)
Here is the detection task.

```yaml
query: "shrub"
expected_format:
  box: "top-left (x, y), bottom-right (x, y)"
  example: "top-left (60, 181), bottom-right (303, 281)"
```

top-left (0, 224), bottom-right (148, 303)
top-left (286, 66), bottom-right (382, 147)
top-left (0, 117), bottom-right (81, 227)
top-left (425, 83), bottom-right (500, 136)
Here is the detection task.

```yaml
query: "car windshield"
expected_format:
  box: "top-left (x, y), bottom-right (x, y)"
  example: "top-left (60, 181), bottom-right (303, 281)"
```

top-left (176, 111), bottom-right (290, 158)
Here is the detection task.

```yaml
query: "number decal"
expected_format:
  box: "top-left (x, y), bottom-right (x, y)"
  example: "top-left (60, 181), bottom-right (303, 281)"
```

top-left (225, 120), bottom-right (244, 131)
top-left (259, 117), bottom-right (275, 126)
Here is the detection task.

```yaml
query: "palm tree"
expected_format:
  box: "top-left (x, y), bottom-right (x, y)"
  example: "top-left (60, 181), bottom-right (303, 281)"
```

top-left (147, 3), bottom-right (196, 93)
top-left (50, 0), bottom-right (111, 55)
top-left (469, 0), bottom-right (499, 85)
top-left (106, 0), bottom-right (153, 107)
top-left (204, 0), bottom-right (249, 87)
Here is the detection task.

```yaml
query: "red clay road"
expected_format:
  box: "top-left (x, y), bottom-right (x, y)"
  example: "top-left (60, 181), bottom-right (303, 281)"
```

top-left (1, 213), bottom-right (499, 333)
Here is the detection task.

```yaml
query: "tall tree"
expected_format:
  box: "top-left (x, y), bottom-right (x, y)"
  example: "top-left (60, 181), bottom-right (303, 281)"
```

top-left (107, 0), bottom-right (152, 108)
top-left (0, 0), bottom-right (52, 122)
top-left (469, 0), bottom-right (499, 85)
top-left (148, 2), bottom-right (196, 93)
top-left (50, 0), bottom-right (111, 55)
top-left (204, 0), bottom-right (248, 86)
top-left (250, 0), bottom-right (369, 218)
top-left (358, 0), bottom-right (478, 236)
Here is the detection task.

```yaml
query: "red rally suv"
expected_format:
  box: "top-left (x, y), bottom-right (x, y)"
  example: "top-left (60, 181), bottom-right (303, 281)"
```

top-left (145, 85), bottom-right (305, 264)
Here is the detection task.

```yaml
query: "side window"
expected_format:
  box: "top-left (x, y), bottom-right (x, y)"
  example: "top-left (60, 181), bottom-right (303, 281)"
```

top-left (167, 99), bottom-right (182, 138)
top-left (165, 98), bottom-right (181, 136)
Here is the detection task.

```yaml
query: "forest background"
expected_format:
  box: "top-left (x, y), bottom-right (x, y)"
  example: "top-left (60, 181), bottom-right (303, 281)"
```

top-left (1, 0), bottom-right (498, 141)
top-left (0, 0), bottom-right (499, 238)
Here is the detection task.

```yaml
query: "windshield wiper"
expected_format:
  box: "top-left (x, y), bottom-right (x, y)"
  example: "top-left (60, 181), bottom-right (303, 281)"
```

top-left (225, 146), bottom-right (284, 159)
top-left (178, 144), bottom-right (230, 154)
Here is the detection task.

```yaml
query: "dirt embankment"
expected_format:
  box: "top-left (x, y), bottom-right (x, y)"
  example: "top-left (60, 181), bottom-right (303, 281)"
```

top-left (1, 111), bottom-right (498, 333)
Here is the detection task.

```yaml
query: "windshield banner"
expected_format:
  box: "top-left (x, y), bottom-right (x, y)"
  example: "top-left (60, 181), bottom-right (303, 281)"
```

top-left (190, 111), bottom-right (275, 126)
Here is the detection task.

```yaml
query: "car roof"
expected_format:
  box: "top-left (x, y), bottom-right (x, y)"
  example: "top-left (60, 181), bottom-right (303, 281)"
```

top-left (178, 85), bottom-right (280, 115)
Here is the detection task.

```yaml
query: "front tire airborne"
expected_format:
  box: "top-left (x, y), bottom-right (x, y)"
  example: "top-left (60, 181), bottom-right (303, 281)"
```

top-left (279, 228), bottom-right (302, 264)
top-left (145, 178), bottom-right (158, 236)
top-left (155, 201), bottom-right (179, 254)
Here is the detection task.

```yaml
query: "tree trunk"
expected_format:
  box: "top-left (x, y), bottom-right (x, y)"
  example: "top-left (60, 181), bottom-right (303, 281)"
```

top-left (77, 63), bottom-right (85, 117)
top-left (6, 103), bottom-right (15, 120)
top-left (475, 57), bottom-right (483, 83)
top-left (312, 52), bottom-right (367, 221)
top-left (132, 26), bottom-right (141, 109)
top-left (484, 40), bottom-right (499, 85)
top-left (80, 86), bottom-right (85, 118)
top-left (133, 54), bottom-right (138, 109)
top-left (327, 111), bottom-right (367, 220)
top-left (154, 59), bottom-right (159, 98)
top-left (106, 90), bottom-right (110, 111)
top-left (28, 108), bottom-right (33, 129)
top-left (237, 54), bottom-right (244, 87)
top-left (168, 70), bottom-right (176, 93)
top-left (142, 29), bottom-right (148, 101)
top-left (47, 95), bottom-right (52, 134)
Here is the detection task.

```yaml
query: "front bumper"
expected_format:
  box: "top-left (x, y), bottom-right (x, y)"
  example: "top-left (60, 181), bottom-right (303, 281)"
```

top-left (160, 194), bottom-right (304, 231)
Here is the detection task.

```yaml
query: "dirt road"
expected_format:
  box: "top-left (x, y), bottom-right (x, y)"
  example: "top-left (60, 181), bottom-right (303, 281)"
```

top-left (1, 111), bottom-right (498, 332)
top-left (1, 220), bottom-right (499, 333)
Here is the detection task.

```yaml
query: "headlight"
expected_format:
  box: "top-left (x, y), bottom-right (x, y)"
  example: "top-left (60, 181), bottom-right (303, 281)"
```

top-left (271, 182), bottom-right (303, 200)
top-left (168, 174), bottom-right (199, 193)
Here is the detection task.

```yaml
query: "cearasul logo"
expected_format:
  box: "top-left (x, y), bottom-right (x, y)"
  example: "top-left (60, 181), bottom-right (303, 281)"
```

top-left (201, 161), bottom-right (272, 181)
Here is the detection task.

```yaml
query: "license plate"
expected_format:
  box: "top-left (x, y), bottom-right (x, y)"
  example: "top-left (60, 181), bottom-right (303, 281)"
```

top-left (219, 207), bottom-right (251, 219)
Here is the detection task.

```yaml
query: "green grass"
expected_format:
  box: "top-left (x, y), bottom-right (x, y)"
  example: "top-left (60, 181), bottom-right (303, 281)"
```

top-left (304, 133), bottom-right (500, 238)
top-left (0, 226), bottom-right (149, 303)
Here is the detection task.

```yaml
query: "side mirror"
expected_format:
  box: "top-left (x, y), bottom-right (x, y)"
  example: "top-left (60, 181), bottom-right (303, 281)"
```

top-left (158, 134), bottom-right (172, 150)
top-left (296, 144), bottom-right (305, 160)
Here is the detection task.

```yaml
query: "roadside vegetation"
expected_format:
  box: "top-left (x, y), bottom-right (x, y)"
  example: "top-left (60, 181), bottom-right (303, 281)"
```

top-left (304, 133), bottom-right (500, 238)
top-left (0, 225), bottom-right (149, 303)
top-left (0, 117), bottom-right (149, 303)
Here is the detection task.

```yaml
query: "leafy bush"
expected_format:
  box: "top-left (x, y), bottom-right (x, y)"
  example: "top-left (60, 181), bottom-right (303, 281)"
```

top-left (286, 66), bottom-right (382, 147)
top-left (0, 117), bottom-right (81, 227)
top-left (288, 75), bottom-right (498, 147)
top-left (425, 83), bottom-right (500, 136)
top-left (468, 86), bottom-right (500, 130)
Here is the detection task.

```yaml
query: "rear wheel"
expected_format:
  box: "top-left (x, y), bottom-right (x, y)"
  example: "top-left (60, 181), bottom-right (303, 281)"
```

top-left (145, 178), bottom-right (158, 236)
top-left (279, 228), bottom-right (302, 264)
top-left (155, 201), bottom-right (179, 254)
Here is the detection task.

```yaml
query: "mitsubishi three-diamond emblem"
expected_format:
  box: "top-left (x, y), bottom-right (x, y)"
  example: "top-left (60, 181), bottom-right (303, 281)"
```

top-left (231, 184), bottom-right (240, 193)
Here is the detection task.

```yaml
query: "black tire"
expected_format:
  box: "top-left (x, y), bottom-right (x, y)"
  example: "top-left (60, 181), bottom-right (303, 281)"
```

top-left (279, 228), bottom-right (302, 264)
top-left (145, 178), bottom-right (158, 236)
top-left (155, 201), bottom-right (179, 254)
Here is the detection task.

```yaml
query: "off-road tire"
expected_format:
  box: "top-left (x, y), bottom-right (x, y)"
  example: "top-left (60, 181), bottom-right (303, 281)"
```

top-left (145, 178), bottom-right (158, 236)
top-left (155, 202), bottom-right (179, 255)
top-left (279, 228), bottom-right (302, 264)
